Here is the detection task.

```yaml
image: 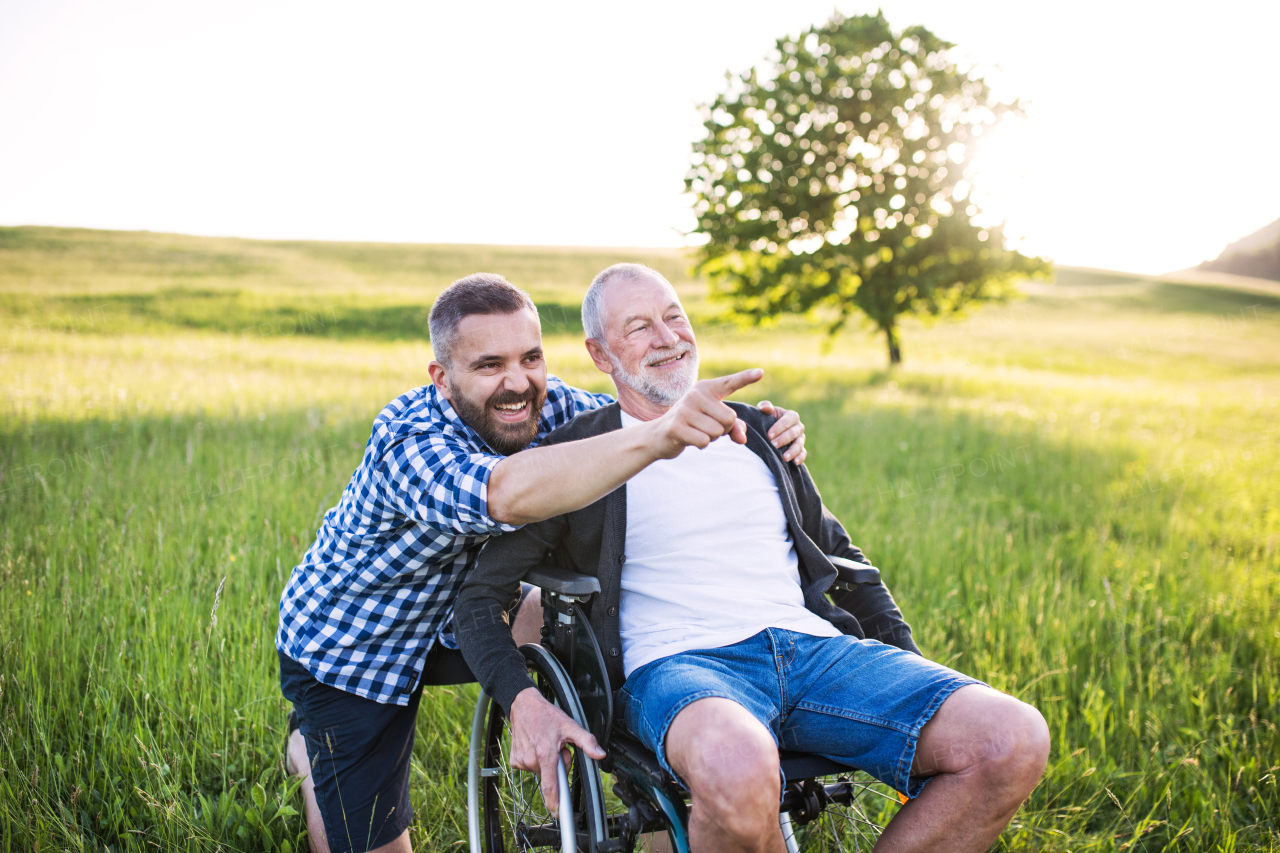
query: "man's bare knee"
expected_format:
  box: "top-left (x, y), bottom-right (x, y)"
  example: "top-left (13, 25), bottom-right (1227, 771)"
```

top-left (960, 696), bottom-right (1049, 786)
top-left (994, 702), bottom-right (1050, 788)
top-left (913, 685), bottom-right (1051, 813)
top-left (667, 698), bottom-right (779, 839)
top-left (693, 736), bottom-right (777, 807)
top-left (915, 686), bottom-right (1048, 778)
top-left (511, 588), bottom-right (543, 647)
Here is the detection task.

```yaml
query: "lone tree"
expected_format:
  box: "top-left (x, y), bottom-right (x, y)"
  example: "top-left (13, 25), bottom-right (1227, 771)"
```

top-left (686, 12), bottom-right (1049, 365)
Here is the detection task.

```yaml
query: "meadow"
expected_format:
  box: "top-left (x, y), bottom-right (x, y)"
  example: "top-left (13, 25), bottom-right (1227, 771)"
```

top-left (1, 225), bottom-right (1277, 852)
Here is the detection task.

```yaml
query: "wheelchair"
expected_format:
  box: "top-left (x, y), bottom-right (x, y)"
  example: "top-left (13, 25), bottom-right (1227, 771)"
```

top-left (465, 557), bottom-right (907, 853)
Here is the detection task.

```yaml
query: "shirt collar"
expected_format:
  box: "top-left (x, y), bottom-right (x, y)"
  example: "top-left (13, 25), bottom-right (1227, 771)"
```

top-left (424, 382), bottom-right (489, 447)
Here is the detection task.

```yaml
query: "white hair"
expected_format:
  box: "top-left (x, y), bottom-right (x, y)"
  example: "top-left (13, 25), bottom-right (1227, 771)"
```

top-left (581, 263), bottom-right (671, 346)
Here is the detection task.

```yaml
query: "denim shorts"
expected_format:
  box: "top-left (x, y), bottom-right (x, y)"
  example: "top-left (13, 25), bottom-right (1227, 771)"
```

top-left (617, 628), bottom-right (981, 799)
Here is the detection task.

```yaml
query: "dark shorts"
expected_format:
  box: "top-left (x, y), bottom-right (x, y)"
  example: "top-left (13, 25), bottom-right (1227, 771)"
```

top-left (280, 584), bottom-right (533, 853)
top-left (280, 651), bottom-right (422, 852)
top-left (617, 628), bottom-right (982, 799)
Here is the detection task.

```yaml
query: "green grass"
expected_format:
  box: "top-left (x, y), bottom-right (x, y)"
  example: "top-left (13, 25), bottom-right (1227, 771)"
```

top-left (1, 227), bottom-right (1277, 851)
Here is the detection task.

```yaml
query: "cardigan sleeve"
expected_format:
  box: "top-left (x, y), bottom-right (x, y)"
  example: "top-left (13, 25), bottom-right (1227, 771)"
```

top-left (789, 458), bottom-right (922, 656)
top-left (455, 515), bottom-right (570, 713)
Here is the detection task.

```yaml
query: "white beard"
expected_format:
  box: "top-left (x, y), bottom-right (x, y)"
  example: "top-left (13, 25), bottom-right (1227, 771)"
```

top-left (609, 341), bottom-right (699, 407)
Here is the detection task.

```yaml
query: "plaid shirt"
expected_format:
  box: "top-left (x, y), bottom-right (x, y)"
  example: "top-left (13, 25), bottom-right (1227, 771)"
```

top-left (276, 376), bottom-right (614, 705)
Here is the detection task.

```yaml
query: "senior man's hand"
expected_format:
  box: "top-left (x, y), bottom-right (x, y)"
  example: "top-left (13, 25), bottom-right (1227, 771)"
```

top-left (508, 686), bottom-right (606, 811)
top-left (757, 400), bottom-right (807, 466)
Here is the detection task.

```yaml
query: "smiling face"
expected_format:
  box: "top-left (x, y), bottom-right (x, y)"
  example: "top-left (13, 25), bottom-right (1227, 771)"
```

top-left (428, 307), bottom-right (547, 455)
top-left (586, 273), bottom-right (699, 414)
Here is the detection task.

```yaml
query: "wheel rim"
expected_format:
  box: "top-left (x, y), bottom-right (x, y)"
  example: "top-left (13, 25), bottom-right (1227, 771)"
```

top-left (483, 703), bottom-right (575, 851)
top-left (480, 650), bottom-right (605, 853)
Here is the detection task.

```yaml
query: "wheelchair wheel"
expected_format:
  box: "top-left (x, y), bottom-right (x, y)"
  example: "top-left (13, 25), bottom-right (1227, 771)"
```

top-left (473, 644), bottom-right (607, 853)
top-left (780, 773), bottom-right (903, 853)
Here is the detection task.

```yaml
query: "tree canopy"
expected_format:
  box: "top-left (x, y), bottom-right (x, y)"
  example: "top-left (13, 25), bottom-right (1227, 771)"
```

top-left (686, 12), bottom-right (1049, 364)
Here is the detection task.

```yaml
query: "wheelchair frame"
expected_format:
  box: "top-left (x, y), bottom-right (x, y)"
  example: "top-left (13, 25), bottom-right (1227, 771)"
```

top-left (466, 557), bottom-right (902, 853)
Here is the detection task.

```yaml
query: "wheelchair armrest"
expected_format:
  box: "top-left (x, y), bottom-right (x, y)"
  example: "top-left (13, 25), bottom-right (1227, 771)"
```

top-left (828, 555), bottom-right (881, 588)
top-left (525, 563), bottom-right (601, 598)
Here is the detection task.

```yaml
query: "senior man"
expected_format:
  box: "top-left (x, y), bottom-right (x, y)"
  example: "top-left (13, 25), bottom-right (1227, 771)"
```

top-left (457, 264), bottom-right (1050, 853)
top-left (276, 271), bottom-right (807, 853)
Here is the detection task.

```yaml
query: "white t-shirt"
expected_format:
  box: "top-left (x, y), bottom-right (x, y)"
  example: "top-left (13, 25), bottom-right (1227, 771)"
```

top-left (619, 411), bottom-right (841, 675)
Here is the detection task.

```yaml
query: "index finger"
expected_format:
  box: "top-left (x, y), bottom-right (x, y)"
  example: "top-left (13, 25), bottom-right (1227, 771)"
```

top-left (700, 368), bottom-right (764, 401)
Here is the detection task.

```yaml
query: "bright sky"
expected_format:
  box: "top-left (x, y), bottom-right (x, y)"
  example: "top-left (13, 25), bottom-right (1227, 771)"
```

top-left (1, 0), bottom-right (1275, 274)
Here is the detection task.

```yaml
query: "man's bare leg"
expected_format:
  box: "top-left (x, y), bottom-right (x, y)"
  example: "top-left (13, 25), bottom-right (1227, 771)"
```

top-left (665, 697), bottom-right (785, 853)
top-left (283, 591), bottom-right (544, 852)
top-left (511, 589), bottom-right (544, 646)
top-left (286, 729), bottom-right (412, 853)
top-left (874, 684), bottom-right (1050, 853)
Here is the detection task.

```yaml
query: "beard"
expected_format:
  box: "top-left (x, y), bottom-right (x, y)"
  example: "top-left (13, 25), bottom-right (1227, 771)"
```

top-left (451, 383), bottom-right (546, 456)
top-left (608, 340), bottom-right (699, 407)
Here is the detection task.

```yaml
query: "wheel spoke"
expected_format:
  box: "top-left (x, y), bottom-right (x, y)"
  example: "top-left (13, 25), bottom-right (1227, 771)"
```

top-left (849, 781), bottom-right (903, 805)
top-left (477, 650), bottom-right (607, 853)
top-left (485, 689), bottom-right (599, 851)
top-left (830, 805), bottom-right (879, 850)
top-left (498, 724), bottom-right (558, 850)
top-left (792, 774), bottom-right (898, 853)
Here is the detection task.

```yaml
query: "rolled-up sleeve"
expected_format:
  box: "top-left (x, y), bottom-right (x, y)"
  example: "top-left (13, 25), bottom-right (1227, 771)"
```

top-left (538, 376), bottom-right (614, 435)
top-left (376, 431), bottom-right (521, 536)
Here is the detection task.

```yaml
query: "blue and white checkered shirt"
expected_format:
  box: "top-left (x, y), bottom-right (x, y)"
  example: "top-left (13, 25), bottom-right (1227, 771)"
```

top-left (276, 375), bottom-right (614, 705)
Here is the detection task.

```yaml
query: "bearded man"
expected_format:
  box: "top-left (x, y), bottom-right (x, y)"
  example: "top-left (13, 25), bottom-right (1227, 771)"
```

top-left (276, 272), bottom-right (808, 853)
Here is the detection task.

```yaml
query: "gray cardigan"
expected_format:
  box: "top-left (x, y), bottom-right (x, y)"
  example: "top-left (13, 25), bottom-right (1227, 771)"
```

top-left (456, 401), bottom-right (920, 714)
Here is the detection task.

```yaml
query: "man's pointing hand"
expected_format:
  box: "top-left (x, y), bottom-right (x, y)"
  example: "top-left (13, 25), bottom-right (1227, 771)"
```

top-left (651, 368), bottom-right (763, 459)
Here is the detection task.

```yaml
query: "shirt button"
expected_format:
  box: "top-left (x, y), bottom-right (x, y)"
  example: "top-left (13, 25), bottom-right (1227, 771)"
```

top-left (607, 606), bottom-right (618, 617)
top-left (609, 647), bottom-right (620, 657)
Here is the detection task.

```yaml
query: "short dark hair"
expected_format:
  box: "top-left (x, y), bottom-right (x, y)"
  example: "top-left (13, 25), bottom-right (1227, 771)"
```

top-left (428, 273), bottom-right (538, 366)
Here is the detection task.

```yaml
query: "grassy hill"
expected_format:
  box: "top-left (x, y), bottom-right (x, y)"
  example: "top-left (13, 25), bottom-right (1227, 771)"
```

top-left (1200, 216), bottom-right (1280, 282)
top-left (0, 225), bottom-right (705, 342)
top-left (1, 227), bottom-right (1277, 851)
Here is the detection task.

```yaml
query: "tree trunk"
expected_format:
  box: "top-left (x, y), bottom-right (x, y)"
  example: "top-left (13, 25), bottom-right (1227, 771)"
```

top-left (883, 324), bottom-right (902, 366)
